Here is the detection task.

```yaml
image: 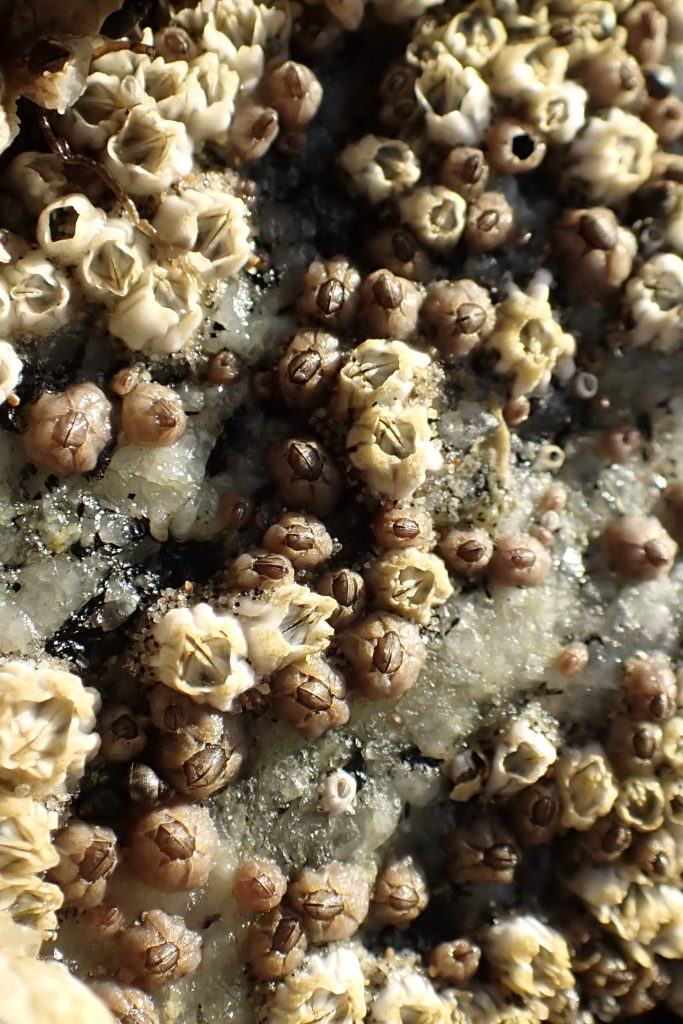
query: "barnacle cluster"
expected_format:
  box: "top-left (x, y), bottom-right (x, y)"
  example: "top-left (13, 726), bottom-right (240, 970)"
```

top-left (5, 0), bottom-right (683, 1023)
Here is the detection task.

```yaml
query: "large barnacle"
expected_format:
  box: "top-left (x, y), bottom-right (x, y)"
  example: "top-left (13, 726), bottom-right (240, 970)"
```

top-left (267, 947), bottom-right (367, 1024)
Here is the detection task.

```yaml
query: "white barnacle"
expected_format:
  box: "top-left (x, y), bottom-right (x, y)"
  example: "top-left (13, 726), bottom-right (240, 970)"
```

top-left (5, 152), bottom-right (70, 216)
top-left (59, 69), bottom-right (146, 151)
top-left (651, 885), bottom-right (683, 958)
top-left (563, 109), bottom-right (657, 206)
top-left (364, 548), bottom-right (453, 625)
top-left (108, 262), bottom-right (203, 355)
top-left (0, 660), bottom-right (100, 796)
top-left (437, 5), bottom-right (508, 69)
top-left (104, 104), bottom-right (194, 197)
top-left (0, 876), bottom-right (63, 942)
top-left (370, 967), bottom-right (450, 1024)
top-left (136, 56), bottom-right (199, 124)
top-left (0, 795), bottom-right (59, 879)
top-left (334, 338), bottom-right (431, 415)
top-left (338, 136), bottom-right (421, 205)
top-left (186, 51), bottom-right (239, 144)
top-left (624, 254), bottom-right (683, 353)
top-left (371, 0), bottom-right (443, 23)
top-left (36, 194), bottom-right (106, 265)
top-left (154, 188), bottom-right (251, 279)
top-left (77, 217), bottom-right (149, 303)
top-left (6, 254), bottom-right (72, 338)
top-left (18, 35), bottom-right (93, 115)
top-left (520, 80), bottom-right (588, 145)
top-left (150, 602), bottom-right (254, 712)
top-left (0, 342), bottom-right (21, 404)
top-left (486, 38), bottom-right (568, 98)
top-left (268, 947), bottom-right (366, 1024)
top-left (0, 274), bottom-right (15, 336)
top-left (398, 186), bottom-right (467, 250)
top-left (487, 284), bottom-right (576, 397)
top-left (415, 54), bottom-right (492, 147)
top-left (486, 706), bottom-right (559, 799)
top-left (319, 769), bottom-right (357, 818)
top-left (556, 744), bottom-right (619, 831)
top-left (200, 0), bottom-right (291, 89)
top-left (0, 951), bottom-right (116, 1022)
top-left (347, 404), bottom-right (442, 500)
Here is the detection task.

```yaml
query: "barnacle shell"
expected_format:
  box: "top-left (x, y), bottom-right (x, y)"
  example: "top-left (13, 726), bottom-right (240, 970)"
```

top-left (104, 105), bottom-right (194, 197)
top-left (6, 254), bottom-right (72, 337)
top-left (268, 948), bottom-right (366, 1024)
top-left (0, 795), bottom-right (58, 879)
top-left (415, 55), bottom-right (492, 147)
top-left (338, 136), bottom-right (421, 204)
top-left (334, 339), bottom-right (431, 416)
top-left (347, 404), bottom-right (442, 500)
top-left (77, 218), bottom-right (148, 303)
top-left (154, 188), bottom-right (251, 280)
top-left (36, 194), bottom-right (106, 265)
top-left (0, 950), bottom-right (115, 1023)
top-left (483, 916), bottom-right (574, 1014)
top-left (624, 253), bottom-right (683, 353)
top-left (365, 548), bottom-right (453, 624)
top-left (0, 342), bottom-right (21, 404)
top-left (108, 263), bottom-right (202, 355)
top-left (564, 108), bottom-right (657, 206)
top-left (370, 968), bottom-right (451, 1024)
top-left (486, 706), bottom-right (559, 799)
top-left (556, 744), bottom-right (619, 831)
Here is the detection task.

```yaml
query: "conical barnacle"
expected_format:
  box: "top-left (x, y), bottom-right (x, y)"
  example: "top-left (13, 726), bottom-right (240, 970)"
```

top-left (482, 916), bottom-right (575, 1016)
top-left (36, 193), bottom-right (106, 265)
top-left (338, 136), bottom-right (421, 204)
top-left (364, 548), bottom-right (452, 624)
top-left (267, 947), bottom-right (367, 1024)
top-left (104, 104), bottom-right (194, 197)
top-left (435, 5), bottom-right (507, 70)
top-left (186, 51), bottom-right (239, 143)
top-left (5, 151), bottom-right (70, 216)
top-left (108, 263), bottom-right (203, 355)
top-left (15, 35), bottom-right (93, 116)
top-left (623, 253), bottom-right (683, 352)
top-left (485, 706), bottom-right (559, 799)
top-left (77, 217), bottom-right (149, 303)
top-left (0, 873), bottom-right (64, 940)
top-left (398, 186), bottom-right (467, 250)
top-left (22, 383), bottom-right (113, 477)
top-left (415, 54), bottom-right (492, 147)
top-left (150, 602), bottom-right (254, 712)
top-left (58, 68), bottom-right (147, 150)
top-left (556, 744), bottom-right (619, 831)
top-left (6, 254), bottom-right (72, 337)
top-left (486, 37), bottom-right (568, 97)
top-left (333, 338), bottom-right (431, 416)
top-left (519, 80), bottom-right (588, 144)
top-left (563, 109), bottom-right (657, 205)
top-left (369, 967), bottom-right (451, 1024)
top-left (154, 188), bottom-right (251, 279)
top-left (347, 404), bottom-right (442, 500)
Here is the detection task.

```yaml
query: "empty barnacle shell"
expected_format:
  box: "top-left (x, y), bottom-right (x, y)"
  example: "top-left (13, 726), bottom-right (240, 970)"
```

top-left (338, 135), bottom-right (421, 204)
top-left (556, 744), bottom-right (619, 831)
top-left (364, 547), bottom-right (452, 625)
top-left (485, 706), bottom-right (558, 798)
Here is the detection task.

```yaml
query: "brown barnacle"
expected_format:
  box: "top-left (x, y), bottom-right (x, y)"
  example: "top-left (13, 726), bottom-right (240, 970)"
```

top-left (119, 910), bottom-right (202, 991)
top-left (642, 94), bottom-right (683, 143)
top-left (625, 2), bottom-right (668, 63)
top-left (555, 642), bottom-right (590, 677)
top-left (556, 744), bottom-right (619, 831)
top-left (598, 424), bottom-right (642, 463)
top-left (604, 516), bottom-right (677, 580)
top-left (263, 513), bottom-right (334, 573)
top-left (371, 853), bottom-right (429, 928)
top-left (576, 813), bottom-right (632, 863)
top-left (340, 611), bottom-right (426, 699)
top-left (269, 438), bottom-right (344, 516)
top-left (447, 815), bottom-right (520, 884)
top-left (121, 383), bottom-right (187, 448)
top-left (261, 61), bottom-right (323, 129)
top-left (553, 208), bottom-right (636, 302)
top-left (48, 820), bottom-right (120, 909)
top-left (605, 715), bottom-right (664, 776)
top-left (276, 330), bottom-right (341, 411)
top-left (128, 762), bottom-right (174, 808)
top-left (205, 350), bottom-right (246, 385)
top-left (124, 803), bottom-right (218, 892)
top-left (371, 504), bottom-right (434, 551)
top-left (155, 708), bottom-right (248, 800)
top-left (270, 655), bottom-right (350, 738)
top-left (315, 568), bottom-right (366, 628)
top-left (366, 227), bottom-right (435, 283)
top-left (296, 256), bottom-right (361, 330)
top-left (438, 527), bottom-right (494, 580)
top-left (110, 366), bottom-right (144, 398)
top-left (421, 279), bottom-right (495, 363)
top-left (398, 186), bottom-right (467, 251)
top-left (576, 941), bottom-right (636, 1003)
top-left (233, 858), bottom-right (287, 913)
top-left (357, 270), bottom-right (422, 342)
top-left (440, 147), bottom-right (490, 202)
top-left (89, 979), bottom-right (159, 1024)
top-left (579, 43), bottom-right (645, 108)
top-left (82, 902), bottom-right (126, 940)
top-left (448, 748), bottom-right (489, 802)
top-left (226, 548), bottom-right (295, 592)
top-left (629, 827), bottom-right (678, 879)
top-left (98, 705), bottom-right (147, 763)
top-left (243, 906), bottom-right (307, 980)
top-left (503, 396), bottom-right (531, 426)
top-left (286, 862), bottom-right (370, 943)
top-left (614, 776), bottom-right (665, 832)
top-left (22, 383), bottom-right (113, 476)
top-left (490, 533), bottom-right (552, 587)
top-left (231, 101), bottom-right (280, 162)
top-left (622, 654), bottom-right (677, 722)
top-left (427, 938), bottom-right (481, 987)
top-left (486, 117), bottom-right (546, 175)
top-left (464, 191), bottom-right (515, 253)
top-left (219, 491), bottom-right (253, 533)
top-left (505, 778), bottom-right (561, 846)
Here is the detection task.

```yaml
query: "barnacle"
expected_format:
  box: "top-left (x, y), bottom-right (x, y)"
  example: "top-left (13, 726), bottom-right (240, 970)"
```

top-left (563, 109), bottom-right (658, 205)
top-left (624, 253), bottom-right (683, 352)
top-left (0, 951), bottom-right (116, 1023)
top-left (483, 916), bottom-right (575, 1018)
top-left (268, 948), bottom-right (366, 1024)
top-left (108, 263), bottom-right (202, 355)
top-left (333, 338), bottom-right (431, 416)
top-left (364, 548), bottom-right (452, 624)
top-left (338, 136), bottom-right (421, 204)
top-left (347, 404), bottom-right (442, 500)
top-left (415, 54), bottom-right (492, 148)
top-left (370, 967), bottom-right (451, 1024)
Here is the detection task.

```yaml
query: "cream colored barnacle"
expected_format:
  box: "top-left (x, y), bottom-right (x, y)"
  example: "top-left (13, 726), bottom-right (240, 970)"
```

top-left (59, 69), bottom-right (147, 151)
top-left (109, 263), bottom-right (202, 355)
top-left (415, 54), bottom-right (492, 147)
top-left (0, 795), bottom-right (59, 879)
top-left (267, 947), bottom-right (366, 1024)
top-left (398, 186), bottom-right (467, 250)
top-left (154, 188), bottom-right (251, 279)
top-left (485, 707), bottom-right (559, 799)
top-left (347, 404), bottom-right (442, 500)
top-left (151, 602), bottom-right (254, 712)
top-left (487, 37), bottom-right (568, 98)
top-left (624, 253), bottom-right (683, 353)
top-left (77, 217), bottom-right (148, 304)
top-left (520, 81), bottom-right (588, 144)
top-left (5, 152), bottom-right (69, 216)
top-left (104, 104), bottom-right (194, 197)
top-left (482, 916), bottom-right (575, 1013)
top-left (556, 744), bottom-right (619, 831)
top-left (0, 342), bottom-right (21, 405)
top-left (0, 950), bottom-right (116, 1022)
top-left (36, 194), bottom-right (106, 265)
top-left (0, 875), bottom-right (64, 941)
top-left (365, 548), bottom-right (452, 625)
top-left (334, 338), bottom-right (431, 416)
top-left (0, 660), bottom-right (100, 796)
top-left (6, 254), bottom-right (72, 337)
top-left (186, 51), bottom-right (240, 143)
top-left (369, 968), bottom-right (451, 1024)
top-left (438, 5), bottom-right (508, 69)
top-left (563, 109), bottom-right (657, 206)
top-left (17, 35), bottom-right (93, 116)
top-left (338, 136), bottom-right (421, 204)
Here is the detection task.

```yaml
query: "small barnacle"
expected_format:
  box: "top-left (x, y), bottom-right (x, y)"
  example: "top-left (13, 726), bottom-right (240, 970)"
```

top-left (519, 80), bottom-right (588, 144)
top-left (334, 338), bottom-right (430, 415)
top-left (505, 778), bottom-right (561, 845)
top-left (371, 504), bottom-right (434, 551)
top-left (487, 37), bottom-right (568, 97)
top-left (437, 4), bottom-right (507, 69)
top-left (614, 776), bottom-right (665, 832)
top-left (230, 99), bottom-right (280, 161)
top-left (0, 874), bottom-right (63, 939)
top-left (119, 910), bottom-right (202, 991)
top-left (482, 916), bottom-right (574, 1011)
top-left (36, 194), bottom-right (106, 265)
top-left (438, 527), bottom-right (494, 580)
top-left (577, 812), bottom-right (632, 863)
top-left (109, 263), bottom-right (202, 356)
top-left (364, 548), bottom-right (452, 625)
top-left (48, 821), bottom-right (119, 909)
top-left (629, 827), bottom-right (678, 879)
top-left (150, 603), bottom-right (254, 713)
top-left (579, 42), bottom-right (645, 108)
top-left (428, 938), bottom-right (481, 987)
top-left (622, 654), bottom-right (677, 722)
top-left (556, 744), bottom-right (619, 831)
top-left (370, 968), bottom-right (450, 1024)
top-left (358, 270), bottom-right (422, 342)
top-left (605, 716), bottom-right (664, 776)
top-left (263, 513), bottom-right (334, 573)
top-left (319, 769), bottom-right (357, 817)
top-left (5, 151), bottom-right (69, 216)
top-left (553, 207), bottom-right (636, 302)
top-left (340, 611), bottom-right (425, 699)
top-left (7, 253), bottom-right (72, 337)
top-left (347, 404), bottom-right (442, 501)
top-left (662, 716), bottom-right (683, 770)
top-left (487, 117), bottom-right (546, 175)
top-left (624, 253), bottom-right (683, 352)
top-left (154, 188), bottom-right (251, 280)
top-left (270, 655), bottom-right (350, 738)
top-left (89, 980), bottom-right (159, 1024)
top-left (465, 191), bottom-right (515, 252)
top-left (448, 748), bottom-right (489, 802)
top-left (125, 803), bottom-right (218, 892)
top-left (233, 858), bottom-right (287, 913)
top-left (269, 438), bottom-right (344, 516)
top-left (98, 706), bottom-right (147, 764)
top-left (485, 706), bottom-right (558, 798)
top-left (296, 256), bottom-right (361, 331)
top-left (226, 548), bottom-right (295, 592)
top-left (77, 217), bottom-right (148, 304)
top-left (398, 186), bottom-right (467, 251)
top-left (440, 147), bottom-right (490, 202)
top-left (22, 383), bottom-right (113, 477)
top-left (243, 906), bottom-right (308, 981)
top-left (603, 516), bottom-right (677, 580)
top-left (662, 773), bottom-right (683, 824)
top-left (207, 351), bottom-right (246, 386)
top-left (490, 534), bottom-right (552, 587)
top-left (448, 814), bottom-right (519, 884)
top-left (0, 660), bottom-right (100, 795)
top-left (366, 227), bottom-right (435, 283)
top-left (59, 66), bottom-right (146, 151)
top-left (267, 947), bottom-right (366, 1024)
top-left (371, 853), bottom-right (429, 928)
top-left (261, 61), bottom-right (322, 128)
top-left (422, 280), bottom-right (494, 363)
top-left (487, 280), bottom-right (576, 397)
top-left (104, 104), bottom-right (193, 197)
top-left (276, 330), bottom-right (341, 411)
top-left (184, 51), bottom-right (240, 144)
top-left (156, 706), bottom-right (248, 799)
top-left (415, 54), bottom-right (492, 148)
top-left (339, 136), bottom-right (421, 204)
top-left (121, 383), bottom-right (187, 448)
top-left (83, 902), bottom-right (126, 940)
top-left (563, 109), bottom-right (657, 205)
top-left (0, 795), bottom-right (59, 878)
top-left (287, 862), bottom-right (370, 943)
top-left (315, 568), bottom-right (366, 628)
